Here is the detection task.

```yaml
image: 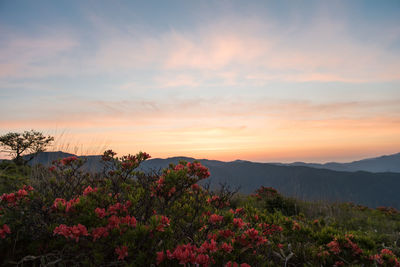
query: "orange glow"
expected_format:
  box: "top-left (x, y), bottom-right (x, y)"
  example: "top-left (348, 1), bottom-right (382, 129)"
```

top-left (2, 114), bottom-right (398, 163)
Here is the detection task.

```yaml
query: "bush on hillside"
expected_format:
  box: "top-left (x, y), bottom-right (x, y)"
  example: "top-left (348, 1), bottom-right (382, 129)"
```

top-left (0, 150), bottom-right (400, 266)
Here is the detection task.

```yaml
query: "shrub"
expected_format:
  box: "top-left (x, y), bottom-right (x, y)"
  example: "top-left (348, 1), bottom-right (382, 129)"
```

top-left (1, 150), bottom-right (400, 266)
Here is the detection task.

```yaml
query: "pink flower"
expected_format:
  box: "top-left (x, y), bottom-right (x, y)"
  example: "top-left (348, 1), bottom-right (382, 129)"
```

top-left (115, 245), bottom-right (128, 260)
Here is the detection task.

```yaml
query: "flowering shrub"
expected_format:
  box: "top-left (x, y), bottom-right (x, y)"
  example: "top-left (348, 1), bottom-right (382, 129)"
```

top-left (0, 150), bottom-right (400, 266)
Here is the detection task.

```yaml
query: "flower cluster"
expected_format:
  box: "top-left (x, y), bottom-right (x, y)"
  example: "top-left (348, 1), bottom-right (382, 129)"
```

top-left (207, 195), bottom-right (229, 208)
top-left (53, 224), bottom-right (89, 242)
top-left (158, 243), bottom-right (213, 266)
top-left (209, 214), bottom-right (224, 224)
top-left (0, 185), bottom-right (33, 206)
top-left (371, 248), bottom-right (400, 266)
top-left (155, 215), bottom-right (170, 232)
top-left (52, 197), bottom-right (80, 212)
top-left (115, 245), bottom-right (128, 260)
top-left (225, 262), bottom-right (251, 267)
top-left (253, 186), bottom-right (278, 199)
top-left (83, 185), bottom-right (98, 196)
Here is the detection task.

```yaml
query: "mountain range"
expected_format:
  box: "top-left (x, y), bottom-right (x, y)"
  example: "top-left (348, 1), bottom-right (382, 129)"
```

top-left (6, 151), bottom-right (400, 209)
top-left (280, 152), bottom-right (400, 173)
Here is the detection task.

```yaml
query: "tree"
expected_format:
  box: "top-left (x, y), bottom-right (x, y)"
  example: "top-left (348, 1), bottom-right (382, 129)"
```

top-left (0, 130), bottom-right (54, 165)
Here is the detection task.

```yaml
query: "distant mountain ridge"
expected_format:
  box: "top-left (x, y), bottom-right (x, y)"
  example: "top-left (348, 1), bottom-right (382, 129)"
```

top-left (280, 152), bottom-right (400, 173)
top-left (9, 151), bottom-right (400, 209)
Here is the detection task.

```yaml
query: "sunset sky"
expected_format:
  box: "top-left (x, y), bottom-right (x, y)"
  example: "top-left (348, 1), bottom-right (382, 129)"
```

top-left (1, 0), bottom-right (400, 162)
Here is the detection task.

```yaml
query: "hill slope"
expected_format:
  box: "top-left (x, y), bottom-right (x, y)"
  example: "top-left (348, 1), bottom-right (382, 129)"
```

top-left (20, 152), bottom-right (400, 209)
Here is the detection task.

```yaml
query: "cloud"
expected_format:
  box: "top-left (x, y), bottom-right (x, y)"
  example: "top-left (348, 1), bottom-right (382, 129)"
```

top-left (1, 12), bottom-right (399, 84)
top-left (0, 28), bottom-right (79, 78)
top-left (87, 14), bottom-right (400, 84)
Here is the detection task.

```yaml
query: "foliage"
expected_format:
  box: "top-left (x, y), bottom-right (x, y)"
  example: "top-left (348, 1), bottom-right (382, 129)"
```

top-left (0, 150), bottom-right (400, 266)
top-left (0, 161), bottom-right (30, 194)
top-left (0, 130), bottom-right (54, 165)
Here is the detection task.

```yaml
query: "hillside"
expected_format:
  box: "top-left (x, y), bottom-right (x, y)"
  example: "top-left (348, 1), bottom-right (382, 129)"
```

top-left (1, 154), bottom-right (400, 266)
top-left (19, 152), bottom-right (400, 209)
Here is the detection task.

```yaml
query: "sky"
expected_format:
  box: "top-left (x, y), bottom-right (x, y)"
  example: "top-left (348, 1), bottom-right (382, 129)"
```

top-left (0, 0), bottom-right (400, 163)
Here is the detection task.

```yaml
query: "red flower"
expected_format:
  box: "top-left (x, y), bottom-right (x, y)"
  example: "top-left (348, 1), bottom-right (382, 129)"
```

top-left (120, 215), bottom-right (137, 227)
top-left (292, 221), bottom-right (301, 230)
top-left (168, 187), bottom-right (176, 197)
top-left (48, 166), bottom-right (56, 172)
top-left (381, 248), bottom-right (394, 255)
top-left (156, 215), bottom-right (170, 232)
top-left (327, 239), bottom-right (341, 254)
top-left (219, 229), bottom-right (234, 238)
top-left (209, 214), bottom-right (223, 224)
top-left (245, 228), bottom-right (259, 240)
top-left (53, 224), bottom-right (88, 242)
top-left (174, 164), bottom-right (185, 171)
top-left (156, 251), bottom-right (165, 265)
top-left (61, 156), bottom-right (78, 165)
top-left (95, 207), bottom-right (106, 218)
top-left (115, 245), bottom-right (128, 260)
top-left (220, 242), bottom-right (233, 253)
top-left (91, 227), bottom-right (109, 241)
top-left (233, 218), bottom-right (245, 229)
top-left (225, 262), bottom-right (239, 267)
top-left (195, 253), bottom-right (210, 265)
top-left (191, 184), bottom-right (200, 191)
top-left (108, 215), bottom-right (121, 229)
top-left (83, 186), bottom-right (98, 196)
top-left (0, 224), bottom-right (11, 239)
top-left (201, 239), bottom-right (217, 253)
